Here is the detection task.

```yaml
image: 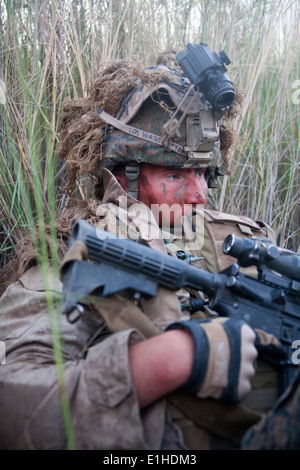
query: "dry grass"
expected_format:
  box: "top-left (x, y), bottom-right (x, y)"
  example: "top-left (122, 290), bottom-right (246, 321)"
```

top-left (1, 0), bottom-right (299, 257)
top-left (0, 0), bottom-right (299, 245)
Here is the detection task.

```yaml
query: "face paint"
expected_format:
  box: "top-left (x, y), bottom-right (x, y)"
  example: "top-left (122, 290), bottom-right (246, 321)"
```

top-left (138, 163), bottom-right (208, 227)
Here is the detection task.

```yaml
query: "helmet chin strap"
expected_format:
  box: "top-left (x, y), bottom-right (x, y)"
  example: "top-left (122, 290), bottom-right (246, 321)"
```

top-left (125, 164), bottom-right (140, 199)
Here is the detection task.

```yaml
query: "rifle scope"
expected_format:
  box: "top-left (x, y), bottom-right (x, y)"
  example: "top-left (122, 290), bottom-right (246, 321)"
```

top-left (223, 234), bottom-right (300, 283)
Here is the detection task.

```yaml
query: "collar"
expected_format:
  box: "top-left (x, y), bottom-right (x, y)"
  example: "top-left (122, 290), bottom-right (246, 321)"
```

top-left (102, 167), bottom-right (139, 207)
top-left (101, 168), bottom-right (167, 253)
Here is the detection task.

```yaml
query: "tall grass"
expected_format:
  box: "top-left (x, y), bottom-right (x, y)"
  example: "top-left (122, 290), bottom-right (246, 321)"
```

top-left (0, 0), bottom-right (299, 448)
top-left (1, 0), bottom-right (299, 255)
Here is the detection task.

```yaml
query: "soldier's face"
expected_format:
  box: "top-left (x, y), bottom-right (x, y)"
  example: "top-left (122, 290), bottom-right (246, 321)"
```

top-left (138, 164), bottom-right (208, 227)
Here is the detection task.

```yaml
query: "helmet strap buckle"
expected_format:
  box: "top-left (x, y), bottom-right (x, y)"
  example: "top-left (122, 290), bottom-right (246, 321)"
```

top-left (125, 164), bottom-right (140, 199)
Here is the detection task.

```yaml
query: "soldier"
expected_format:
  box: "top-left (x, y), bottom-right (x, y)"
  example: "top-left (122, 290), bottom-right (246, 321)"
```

top-left (0, 49), bottom-right (292, 450)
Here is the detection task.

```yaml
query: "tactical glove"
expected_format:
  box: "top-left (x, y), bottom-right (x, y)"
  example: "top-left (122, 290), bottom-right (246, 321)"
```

top-left (166, 317), bottom-right (257, 404)
top-left (254, 329), bottom-right (288, 363)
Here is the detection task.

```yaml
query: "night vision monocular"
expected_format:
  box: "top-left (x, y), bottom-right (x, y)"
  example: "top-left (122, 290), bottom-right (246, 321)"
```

top-left (176, 42), bottom-right (235, 110)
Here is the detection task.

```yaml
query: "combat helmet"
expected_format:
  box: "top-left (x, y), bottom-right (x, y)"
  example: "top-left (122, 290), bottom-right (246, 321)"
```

top-left (58, 45), bottom-right (242, 199)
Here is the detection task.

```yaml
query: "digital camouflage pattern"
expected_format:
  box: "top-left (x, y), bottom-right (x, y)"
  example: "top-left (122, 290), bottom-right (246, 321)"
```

top-left (95, 91), bottom-right (228, 184)
top-left (242, 370), bottom-right (300, 450)
top-left (96, 100), bottom-right (189, 174)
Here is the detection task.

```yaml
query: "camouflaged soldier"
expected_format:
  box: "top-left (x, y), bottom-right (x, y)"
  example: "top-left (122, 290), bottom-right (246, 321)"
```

top-left (242, 370), bottom-right (300, 450)
top-left (0, 47), bottom-right (293, 450)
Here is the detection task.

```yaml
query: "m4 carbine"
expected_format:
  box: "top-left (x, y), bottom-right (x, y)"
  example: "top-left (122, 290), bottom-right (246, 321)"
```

top-left (61, 219), bottom-right (300, 392)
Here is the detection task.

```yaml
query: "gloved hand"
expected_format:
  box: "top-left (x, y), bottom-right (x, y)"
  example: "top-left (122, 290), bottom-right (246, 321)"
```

top-left (166, 317), bottom-right (257, 404)
top-left (254, 329), bottom-right (288, 363)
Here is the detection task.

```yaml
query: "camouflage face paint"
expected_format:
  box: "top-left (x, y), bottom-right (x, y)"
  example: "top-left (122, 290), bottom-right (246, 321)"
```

top-left (138, 164), bottom-right (207, 227)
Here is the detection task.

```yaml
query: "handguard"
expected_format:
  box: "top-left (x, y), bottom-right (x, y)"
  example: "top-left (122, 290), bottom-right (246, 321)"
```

top-left (166, 317), bottom-right (257, 404)
top-left (62, 219), bottom-right (300, 393)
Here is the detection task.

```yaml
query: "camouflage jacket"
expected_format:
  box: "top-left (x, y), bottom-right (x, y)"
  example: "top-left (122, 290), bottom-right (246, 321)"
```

top-left (1, 169), bottom-right (293, 450)
top-left (0, 170), bottom-right (185, 450)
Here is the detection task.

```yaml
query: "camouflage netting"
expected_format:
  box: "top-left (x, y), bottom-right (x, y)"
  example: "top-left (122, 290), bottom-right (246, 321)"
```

top-left (58, 51), bottom-right (244, 195)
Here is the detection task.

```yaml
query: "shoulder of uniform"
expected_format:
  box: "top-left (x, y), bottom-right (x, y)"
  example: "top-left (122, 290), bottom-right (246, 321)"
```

top-left (19, 265), bottom-right (62, 292)
top-left (203, 209), bottom-right (277, 243)
top-left (203, 208), bottom-right (262, 231)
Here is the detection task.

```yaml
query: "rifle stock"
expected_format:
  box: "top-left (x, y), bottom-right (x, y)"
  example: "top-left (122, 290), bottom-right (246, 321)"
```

top-left (61, 219), bottom-right (300, 391)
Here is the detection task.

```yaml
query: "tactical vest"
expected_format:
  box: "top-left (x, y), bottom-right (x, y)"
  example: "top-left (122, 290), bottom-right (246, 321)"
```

top-left (164, 208), bottom-right (276, 272)
top-left (163, 209), bottom-right (280, 450)
top-left (77, 203), bottom-right (279, 450)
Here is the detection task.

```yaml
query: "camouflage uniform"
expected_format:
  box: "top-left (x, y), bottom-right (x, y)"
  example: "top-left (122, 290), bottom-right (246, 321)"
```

top-left (0, 173), bottom-right (183, 450)
top-left (1, 55), bottom-right (298, 450)
top-left (242, 370), bottom-right (300, 450)
top-left (0, 168), bottom-right (286, 450)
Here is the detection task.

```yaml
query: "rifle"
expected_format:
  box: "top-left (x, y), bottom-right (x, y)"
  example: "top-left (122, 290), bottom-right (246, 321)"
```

top-left (61, 219), bottom-right (300, 392)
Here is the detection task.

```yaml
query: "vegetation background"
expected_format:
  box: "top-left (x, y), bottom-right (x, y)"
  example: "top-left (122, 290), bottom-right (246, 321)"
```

top-left (0, 0), bottom-right (299, 449)
top-left (0, 0), bottom-right (299, 267)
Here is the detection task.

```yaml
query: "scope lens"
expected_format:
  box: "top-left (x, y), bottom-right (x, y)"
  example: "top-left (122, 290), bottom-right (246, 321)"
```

top-left (214, 90), bottom-right (236, 108)
top-left (222, 233), bottom-right (251, 259)
top-left (203, 73), bottom-right (235, 109)
top-left (223, 234), bottom-right (235, 254)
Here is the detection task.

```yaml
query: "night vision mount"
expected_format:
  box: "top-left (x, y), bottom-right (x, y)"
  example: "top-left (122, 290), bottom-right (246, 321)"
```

top-left (175, 42), bottom-right (236, 176)
top-left (176, 42), bottom-right (235, 110)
